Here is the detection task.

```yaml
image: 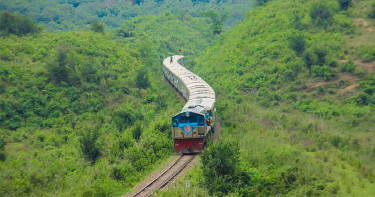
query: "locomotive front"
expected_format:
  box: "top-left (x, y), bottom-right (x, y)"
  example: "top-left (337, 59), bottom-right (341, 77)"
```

top-left (172, 108), bottom-right (207, 153)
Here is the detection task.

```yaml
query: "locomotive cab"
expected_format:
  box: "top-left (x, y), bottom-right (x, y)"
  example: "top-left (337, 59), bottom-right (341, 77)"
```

top-left (172, 110), bottom-right (208, 153)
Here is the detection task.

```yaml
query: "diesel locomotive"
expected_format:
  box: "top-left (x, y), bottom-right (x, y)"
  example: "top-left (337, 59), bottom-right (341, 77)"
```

top-left (162, 55), bottom-right (216, 153)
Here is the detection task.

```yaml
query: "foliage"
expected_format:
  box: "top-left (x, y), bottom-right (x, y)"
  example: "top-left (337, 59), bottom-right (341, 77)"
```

top-left (201, 141), bottom-right (240, 194)
top-left (339, 59), bottom-right (355, 72)
top-left (338, 0), bottom-right (352, 10)
top-left (135, 66), bottom-right (149, 89)
top-left (355, 45), bottom-right (375, 63)
top-left (90, 21), bottom-right (104, 34)
top-left (310, 2), bottom-right (333, 26)
top-left (289, 33), bottom-right (306, 56)
top-left (369, 2), bottom-right (375, 18)
top-left (311, 65), bottom-right (333, 80)
top-left (80, 128), bottom-right (101, 164)
top-left (0, 0), bottom-right (255, 31)
top-left (0, 30), bottom-right (182, 196)
top-left (0, 11), bottom-right (41, 36)
top-left (256, 0), bottom-right (274, 6)
top-left (200, 11), bottom-right (228, 34)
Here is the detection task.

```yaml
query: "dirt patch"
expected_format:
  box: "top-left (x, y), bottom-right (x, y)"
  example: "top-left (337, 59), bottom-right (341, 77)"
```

top-left (306, 81), bottom-right (327, 88)
top-left (337, 73), bottom-right (358, 83)
top-left (353, 18), bottom-right (369, 27)
top-left (355, 60), bottom-right (375, 73)
top-left (339, 84), bottom-right (359, 94)
top-left (212, 115), bottom-right (221, 141)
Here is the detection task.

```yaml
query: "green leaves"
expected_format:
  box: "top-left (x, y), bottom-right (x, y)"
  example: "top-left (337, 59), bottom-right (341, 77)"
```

top-left (0, 11), bottom-right (41, 36)
top-left (90, 21), bottom-right (104, 34)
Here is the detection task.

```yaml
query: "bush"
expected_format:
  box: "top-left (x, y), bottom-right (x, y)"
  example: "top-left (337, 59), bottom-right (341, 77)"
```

top-left (368, 2), bottom-right (375, 19)
top-left (311, 65), bottom-right (333, 80)
top-left (135, 66), bottom-right (150, 89)
top-left (132, 121), bottom-right (143, 142)
top-left (201, 141), bottom-right (240, 194)
top-left (289, 33), bottom-right (306, 56)
top-left (113, 105), bottom-right (139, 131)
top-left (310, 2), bottom-right (332, 26)
top-left (0, 11), bottom-right (41, 36)
top-left (339, 60), bottom-right (355, 72)
top-left (80, 128), bottom-right (101, 164)
top-left (338, 0), bottom-right (352, 10)
top-left (90, 21), bottom-right (104, 33)
top-left (356, 45), bottom-right (375, 63)
top-left (256, 0), bottom-right (273, 6)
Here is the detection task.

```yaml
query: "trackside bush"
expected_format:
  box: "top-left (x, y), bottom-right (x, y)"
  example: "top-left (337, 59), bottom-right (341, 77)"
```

top-left (201, 141), bottom-right (240, 194)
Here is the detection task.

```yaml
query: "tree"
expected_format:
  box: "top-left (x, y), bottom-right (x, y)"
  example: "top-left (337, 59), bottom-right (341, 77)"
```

top-left (0, 11), bottom-right (41, 36)
top-left (132, 121), bottom-right (143, 142)
top-left (90, 21), bottom-right (104, 33)
top-left (289, 33), bottom-right (305, 56)
top-left (47, 48), bottom-right (70, 85)
top-left (113, 105), bottom-right (138, 131)
top-left (256, 0), bottom-right (273, 6)
top-left (200, 11), bottom-right (228, 34)
top-left (310, 3), bottom-right (332, 26)
top-left (338, 0), bottom-right (352, 10)
top-left (80, 129), bottom-right (101, 164)
top-left (135, 66), bottom-right (149, 89)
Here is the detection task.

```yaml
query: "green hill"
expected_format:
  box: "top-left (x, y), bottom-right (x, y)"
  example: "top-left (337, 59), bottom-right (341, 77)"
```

top-left (0, 30), bottom-right (186, 196)
top-left (159, 0), bottom-right (375, 196)
top-left (0, 0), bottom-right (255, 31)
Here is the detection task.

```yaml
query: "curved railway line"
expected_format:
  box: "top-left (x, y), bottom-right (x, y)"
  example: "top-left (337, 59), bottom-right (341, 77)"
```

top-left (130, 154), bottom-right (196, 197)
top-left (126, 55), bottom-right (215, 196)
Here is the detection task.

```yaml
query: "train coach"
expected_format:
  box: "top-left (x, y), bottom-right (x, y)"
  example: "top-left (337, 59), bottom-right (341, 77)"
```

top-left (162, 55), bottom-right (216, 153)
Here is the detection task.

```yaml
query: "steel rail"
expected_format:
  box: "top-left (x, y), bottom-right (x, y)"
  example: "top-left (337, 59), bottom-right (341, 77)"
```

top-left (146, 154), bottom-right (196, 197)
top-left (131, 155), bottom-right (184, 197)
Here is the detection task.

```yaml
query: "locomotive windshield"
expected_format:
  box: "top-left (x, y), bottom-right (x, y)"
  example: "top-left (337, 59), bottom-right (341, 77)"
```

top-left (179, 116), bottom-right (197, 123)
top-left (172, 113), bottom-right (205, 127)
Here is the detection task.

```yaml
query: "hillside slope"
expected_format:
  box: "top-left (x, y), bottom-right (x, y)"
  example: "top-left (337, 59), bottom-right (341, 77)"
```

top-left (0, 31), bottom-right (185, 196)
top-left (0, 0), bottom-right (255, 31)
top-left (159, 0), bottom-right (375, 196)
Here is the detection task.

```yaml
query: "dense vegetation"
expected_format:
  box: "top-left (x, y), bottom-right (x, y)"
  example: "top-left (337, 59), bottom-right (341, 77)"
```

top-left (0, 6), bottom-right (221, 194)
top-left (157, 0), bottom-right (375, 196)
top-left (0, 11), bottom-right (41, 36)
top-left (1, 0), bottom-right (375, 196)
top-left (0, 0), bottom-right (255, 31)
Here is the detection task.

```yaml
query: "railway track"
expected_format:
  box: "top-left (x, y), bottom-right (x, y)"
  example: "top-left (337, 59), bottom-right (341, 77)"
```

top-left (131, 154), bottom-right (196, 197)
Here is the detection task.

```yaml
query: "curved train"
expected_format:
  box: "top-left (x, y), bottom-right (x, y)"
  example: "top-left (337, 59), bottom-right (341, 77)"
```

top-left (162, 55), bottom-right (216, 153)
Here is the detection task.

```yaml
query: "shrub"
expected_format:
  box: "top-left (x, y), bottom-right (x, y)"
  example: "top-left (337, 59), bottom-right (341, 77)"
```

top-left (256, 0), bottom-right (273, 6)
top-left (135, 66), bottom-right (150, 89)
top-left (289, 33), bottom-right (306, 56)
top-left (338, 0), bottom-right (352, 10)
top-left (356, 45), bottom-right (375, 63)
top-left (339, 60), bottom-right (355, 72)
top-left (0, 11), bottom-right (41, 36)
top-left (80, 129), bottom-right (101, 164)
top-left (201, 141), bottom-right (240, 194)
top-left (303, 50), bottom-right (318, 73)
top-left (311, 65), bottom-right (333, 80)
top-left (310, 2), bottom-right (332, 26)
top-left (113, 105), bottom-right (139, 131)
top-left (90, 21), bottom-right (104, 33)
top-left (368, 2), bottom-right (375, 19)
top-left (132, 121), bottom-right (143, 142)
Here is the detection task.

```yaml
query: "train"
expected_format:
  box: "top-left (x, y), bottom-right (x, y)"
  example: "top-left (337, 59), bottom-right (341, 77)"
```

top-left (162, 55), bottom-right (216, 153)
